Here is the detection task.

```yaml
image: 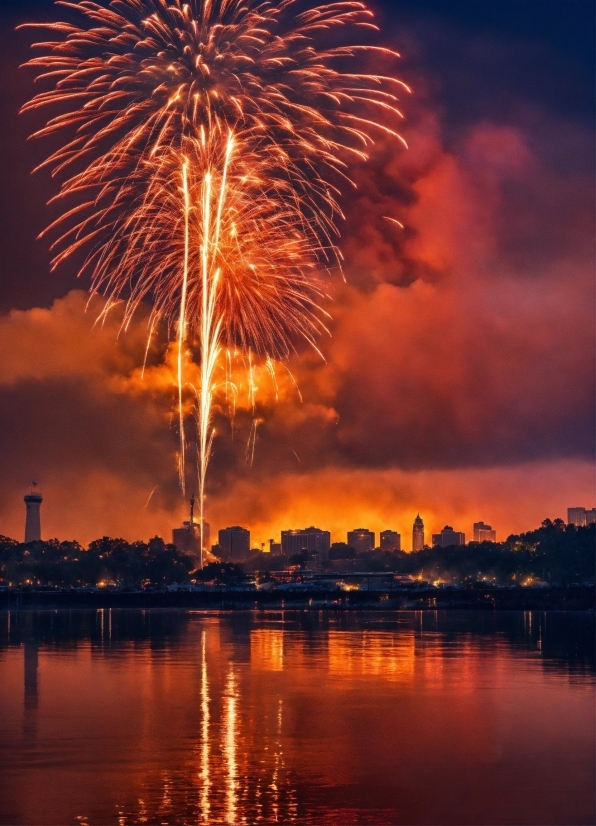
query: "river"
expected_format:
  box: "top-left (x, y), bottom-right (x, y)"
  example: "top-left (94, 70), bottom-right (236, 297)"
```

top-left (0, 609), bottom-right (593, 825)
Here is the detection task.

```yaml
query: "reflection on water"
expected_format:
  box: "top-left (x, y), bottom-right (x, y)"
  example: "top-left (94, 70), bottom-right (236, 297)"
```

top-left (251, 628), bottom-right (284, 671)
top-left (199, 630), bottom-right (210, 824)
top-left (328, 631), bottom-right (416, 681)
top-left (223, 668), bottom-right (236, 824)
top-left (0, 610), bottom-right (593, 826)
top-left (23, 641), bottom-right (38, 742)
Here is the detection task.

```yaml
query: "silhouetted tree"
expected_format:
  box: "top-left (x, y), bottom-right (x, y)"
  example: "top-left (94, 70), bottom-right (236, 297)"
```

top-left (329, 543), bottom-right (356, 560)
top-left (288, 551), bottom-right (308, 568)
top-left (0, 535), bottom-right (194, 588)
top-left (195, 563), bottom-right (246, 585)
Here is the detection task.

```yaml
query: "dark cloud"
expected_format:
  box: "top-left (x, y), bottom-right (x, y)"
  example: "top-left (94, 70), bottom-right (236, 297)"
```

top-left (208, 115), bottom-right (593, 476)
top-left (0, 1), bottom-right (592, 545)
top-left (0, 293), bottom-right (181, 541)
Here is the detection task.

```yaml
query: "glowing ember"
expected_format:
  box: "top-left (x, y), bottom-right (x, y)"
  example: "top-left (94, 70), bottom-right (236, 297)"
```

top-left (21, 0), bottom-right (407, 563)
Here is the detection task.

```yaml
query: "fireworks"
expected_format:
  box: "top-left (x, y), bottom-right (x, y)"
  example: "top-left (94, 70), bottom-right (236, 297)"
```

top-left (20, 0), bottom-right (407, 564)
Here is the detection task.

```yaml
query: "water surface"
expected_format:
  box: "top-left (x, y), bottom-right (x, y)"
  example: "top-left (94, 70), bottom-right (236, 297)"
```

top-left (0, 610), bottom-right (593, 825)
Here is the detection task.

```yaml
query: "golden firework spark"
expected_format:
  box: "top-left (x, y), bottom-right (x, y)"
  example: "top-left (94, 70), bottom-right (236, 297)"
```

top-left (21, 0), bottom-right (408, 565)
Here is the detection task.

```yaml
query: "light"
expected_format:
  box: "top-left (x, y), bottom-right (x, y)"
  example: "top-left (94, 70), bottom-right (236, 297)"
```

top-left (21, 0), bottom-right (407, 530)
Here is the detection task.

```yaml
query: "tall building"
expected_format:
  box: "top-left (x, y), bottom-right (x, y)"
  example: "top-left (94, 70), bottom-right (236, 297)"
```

top-left (172, 496), bottom-right (209, 563)
top-left (412, 514), bottom-right (424, 551)
top-left (567, 507), bottom-right (586, 526)
top-left (219, 526), bottom-right (250, 561)
top-left (568, 507), bottom-right (596, 526)
top-left (281, 530), bottom-right (303, 555)
top-left (281, 527), bottom-right (331, 560)
top-left (432, 526), bottom-right (465, 548)
top-left (347, 528), bottom-right (375, 554)
top-left (380, 530), bottom-right (401, 552)
top-left (302, 527), bottom-right (331, 560)
top-left (173, 521), bottom-right (208, 559)
top-left (24, 486), bottom-right (42, 543)
top-left (473, 521), bottom-right (497, 542)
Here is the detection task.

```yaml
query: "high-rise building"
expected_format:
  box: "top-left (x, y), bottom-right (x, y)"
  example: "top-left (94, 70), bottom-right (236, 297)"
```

top-left (219, 526), bottom-right (250, 561)
top-left (567, 507), bottom-right (586, 526)
top-left (281, 527), bottom-right (331, 560)
top-left (380, 530), bottom-right (401, 552)
top-left (302, 527), bottom-right (331, 560)
top-left (24, 485), bottom-right (42, 543)
top-left (281, 530), bottom-right (303, 555)
top-left (473, 521), bottom-right (497, 542)
top-left (172, 496), bottom-right (209, 563)
top-left (432, 526), bottom-right (465, 548)
top-left (347, 529), bottom-right (375, 554)
top-left (412, 514), bottom-right (424, 551)
top-left (568, 507), bottom-right (596, 526)
top-left (173, 521), bottom-right (208, 558)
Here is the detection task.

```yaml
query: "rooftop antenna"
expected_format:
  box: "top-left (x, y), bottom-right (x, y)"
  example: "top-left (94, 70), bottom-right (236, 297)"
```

top-left (189, 492), bottom-right (204, 570)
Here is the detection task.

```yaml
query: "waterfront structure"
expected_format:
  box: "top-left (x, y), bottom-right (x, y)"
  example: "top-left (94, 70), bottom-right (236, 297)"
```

top-left (24, 485), bottom-right (42, 543)
top-left (347, 528), bottom-right (375, 554)
top-left (281, 527), bottom-right (331, 560)
top-left (432, 526), bottom-right (465, 548)
top-left (473, 522), bottom-right (497, 542)
top-left (172, 496), bottom-right (209, 562)
top-left (568, 507), bottom-right (596, 527)
top-left (380, 530), bottom-right (401, 552)
top-left (412, 514), bottom-right (424, 551)
top-left (219, 526), bottom-right (250, 561)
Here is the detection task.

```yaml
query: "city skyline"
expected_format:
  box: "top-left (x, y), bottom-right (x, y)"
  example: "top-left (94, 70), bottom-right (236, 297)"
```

top-left (11, 483), bottom-right (595, 553)
top-left (0, 0), bottom-right (592, 552)
top-left (0, 2), bottom-right (592, 826)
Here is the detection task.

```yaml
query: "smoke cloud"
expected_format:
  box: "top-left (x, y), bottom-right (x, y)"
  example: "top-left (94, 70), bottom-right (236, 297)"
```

top-left (0, 15), bottom-right (592, 547)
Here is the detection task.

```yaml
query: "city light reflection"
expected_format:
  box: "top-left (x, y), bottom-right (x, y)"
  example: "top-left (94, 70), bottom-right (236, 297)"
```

top-left (251, 628), bottom-right (284, 672)
top-left (0, 611), bottom-right (591, 825)
top-left (223, 668), bottom-right (238, 824)
top-left (199, 630), bottom-right (210, 823)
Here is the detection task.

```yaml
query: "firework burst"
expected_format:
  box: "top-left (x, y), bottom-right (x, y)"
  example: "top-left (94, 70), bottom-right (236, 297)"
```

top-left (21, 0), bottom-right (408, 564)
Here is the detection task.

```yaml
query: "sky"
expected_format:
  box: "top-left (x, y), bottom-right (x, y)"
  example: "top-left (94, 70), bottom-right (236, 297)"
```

top-left (0, 0), bottom-right (593, 548)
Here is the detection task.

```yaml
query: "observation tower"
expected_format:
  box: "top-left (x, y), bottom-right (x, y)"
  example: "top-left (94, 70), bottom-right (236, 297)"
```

top-left (24, 484), bottom-right (43, 543)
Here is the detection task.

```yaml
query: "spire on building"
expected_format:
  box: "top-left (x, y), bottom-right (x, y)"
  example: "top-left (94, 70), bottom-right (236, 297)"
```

top-left (412, 513), bottom-right (424, 552)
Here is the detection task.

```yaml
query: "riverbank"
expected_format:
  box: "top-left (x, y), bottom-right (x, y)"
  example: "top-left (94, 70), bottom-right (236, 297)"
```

top-left (1, 584), bottom-right (593, 611)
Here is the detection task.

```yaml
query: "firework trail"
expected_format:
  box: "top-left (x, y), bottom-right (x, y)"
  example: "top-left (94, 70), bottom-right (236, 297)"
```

top-left (21, 0), bottom-right (407, 565)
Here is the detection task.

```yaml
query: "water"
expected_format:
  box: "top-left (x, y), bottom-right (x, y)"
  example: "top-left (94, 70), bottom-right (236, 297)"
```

top-left (0, 610), bottom-right (593, 825)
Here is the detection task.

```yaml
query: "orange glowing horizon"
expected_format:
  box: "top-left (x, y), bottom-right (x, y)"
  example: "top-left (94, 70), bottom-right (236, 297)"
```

top-left (20, 0), bottom-right (408, 562)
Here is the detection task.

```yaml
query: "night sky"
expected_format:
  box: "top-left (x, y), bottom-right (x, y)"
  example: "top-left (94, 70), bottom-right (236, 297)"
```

top-left (0, 0), bottom-right (593, 545)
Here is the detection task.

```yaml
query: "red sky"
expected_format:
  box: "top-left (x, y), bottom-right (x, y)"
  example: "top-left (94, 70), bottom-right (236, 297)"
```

top-left (0, 2), bottom-right (593, 548)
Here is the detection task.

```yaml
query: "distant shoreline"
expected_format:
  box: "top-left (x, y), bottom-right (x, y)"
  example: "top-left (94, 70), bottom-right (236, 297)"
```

top-left (1, 585), bottom-right (593, 611)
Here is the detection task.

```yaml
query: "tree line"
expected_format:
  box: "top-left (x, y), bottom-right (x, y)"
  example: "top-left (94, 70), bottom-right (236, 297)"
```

top-left (243, 520), bottom-right (595, 586)
top-left (320, 520), bottom-right (595, 585)
top-left (0, 519), bottom-right (593, 588)
top-left (0, 536), bottom-right (194, 588)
